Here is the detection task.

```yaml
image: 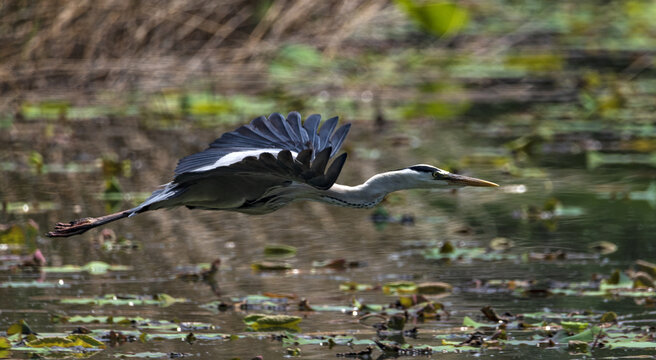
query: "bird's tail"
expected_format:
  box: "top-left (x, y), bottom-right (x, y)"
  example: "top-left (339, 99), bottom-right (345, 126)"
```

top-left (46, 209), bottom-right (135, 237)
top-left (47, 182), bottom-right (181, 238)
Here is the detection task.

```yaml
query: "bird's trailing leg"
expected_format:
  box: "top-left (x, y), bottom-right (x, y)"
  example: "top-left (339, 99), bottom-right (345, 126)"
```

top-left (46, 210), bottom-right (132, 237)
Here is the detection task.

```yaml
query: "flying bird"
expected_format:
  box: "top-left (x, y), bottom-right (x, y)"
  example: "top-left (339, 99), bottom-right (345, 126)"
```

top-left (47, 112), bottom-right (498, 237)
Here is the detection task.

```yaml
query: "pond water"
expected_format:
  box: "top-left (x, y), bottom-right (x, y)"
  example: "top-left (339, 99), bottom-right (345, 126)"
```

top-left (2, 104), bottom-right (656, 358)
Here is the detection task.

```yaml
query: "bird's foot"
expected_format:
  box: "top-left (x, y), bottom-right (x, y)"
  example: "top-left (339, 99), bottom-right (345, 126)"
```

top-left (46, 217), bottom-right (97, 237)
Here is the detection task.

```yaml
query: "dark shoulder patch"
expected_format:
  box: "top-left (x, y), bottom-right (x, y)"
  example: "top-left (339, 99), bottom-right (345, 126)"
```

top-left (408, 165), bottom-right (438, 173)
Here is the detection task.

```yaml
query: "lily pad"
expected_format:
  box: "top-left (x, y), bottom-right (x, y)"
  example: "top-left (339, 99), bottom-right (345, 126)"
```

top-left (243, 314), bottom-right (302, 331)
top-left (339, 282), bottom-right (376, 292)
top-left (43, 261), bottom-right (132, 275)
top-left (383, 281), bottom-right (417, 294)
top-left (250, 261), bottom-right (292, 271)
top-left (60, 293), bottom-right (187, 307)
top-left (26, 334), bottom-right (105, 349)
top-left (416, 282), bottom-right (453, 295)
top-left (462, 316), bottom-right (496, 329)
top-left (263, 244), bottom-right (297, 256)
top-left (0, 281), bottom-right (69, 288)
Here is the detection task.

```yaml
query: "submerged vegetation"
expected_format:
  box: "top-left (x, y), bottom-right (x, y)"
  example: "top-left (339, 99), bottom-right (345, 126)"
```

top-left (2, 0), bottom-right (656, 358)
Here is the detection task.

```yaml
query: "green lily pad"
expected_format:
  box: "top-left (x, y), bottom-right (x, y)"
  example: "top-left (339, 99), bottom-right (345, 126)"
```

top-left (462, 316), bottom-right (496, 329)
top-left (60, 293), bottom-right (187, 307)
top-left (383, 281), bottom-right (417, 294)
top-left (416, 282), bottom-right (453, 295)
top-left (263, 244), bottom-right (297, 256)
top-left (250, 261), bottom-right (292, 271)
top-left (7, 319), bottom-right (36, 336)
top-left (43, 261), bottom-right (132, 275)
top-left (65, 315), bottom-right (146, 324)
top-left (0, 281), bottom-right (69, 288)
top-left (339, 282), bottom-right (375, 292)
top-left (559, 326), bottom-right (603, 343)
top-left (0, 337), bottom-right (10, 350)
top-left (608, 341), bottom-right (656, 349)
top-left (144, 333), bottom-right (230, 341)
top-left (243, 314), bottom-right (301, 331)
top-left (27, 334), bottom-right (105, 349)
top-left (561, 321), bottom-right (589, 333)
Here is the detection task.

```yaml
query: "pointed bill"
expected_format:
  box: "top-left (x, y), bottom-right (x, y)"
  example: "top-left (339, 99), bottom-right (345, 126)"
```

top-left (445, 173), bottom-right (499, 187)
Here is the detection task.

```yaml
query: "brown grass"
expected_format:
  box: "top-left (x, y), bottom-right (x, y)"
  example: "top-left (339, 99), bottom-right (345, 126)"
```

top-left (0, 0), bottom-right (388, 105)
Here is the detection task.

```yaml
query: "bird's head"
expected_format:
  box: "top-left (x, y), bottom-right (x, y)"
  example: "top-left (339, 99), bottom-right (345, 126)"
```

top-left (404, 164), bottom-right (499, 189)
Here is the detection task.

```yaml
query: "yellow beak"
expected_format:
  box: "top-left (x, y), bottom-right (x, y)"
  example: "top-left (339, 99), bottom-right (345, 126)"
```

top-left (445, 173), bottom-right (499, 187)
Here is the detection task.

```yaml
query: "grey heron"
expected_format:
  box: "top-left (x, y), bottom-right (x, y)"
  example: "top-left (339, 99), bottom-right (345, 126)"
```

top-left (47, 112), bottom-right (498, 237)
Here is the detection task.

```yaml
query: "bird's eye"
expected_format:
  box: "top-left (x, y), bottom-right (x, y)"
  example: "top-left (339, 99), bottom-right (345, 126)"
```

top-left (432, 171), bottom-right (441, 179)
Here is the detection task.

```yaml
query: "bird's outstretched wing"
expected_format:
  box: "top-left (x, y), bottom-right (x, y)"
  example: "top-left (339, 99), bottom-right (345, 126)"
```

top-left (172, 112), bottom-right (351, 190)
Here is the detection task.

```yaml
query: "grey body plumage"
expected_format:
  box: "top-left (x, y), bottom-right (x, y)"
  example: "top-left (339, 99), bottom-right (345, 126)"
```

top-left (47, 112), bottom-right (498, 237)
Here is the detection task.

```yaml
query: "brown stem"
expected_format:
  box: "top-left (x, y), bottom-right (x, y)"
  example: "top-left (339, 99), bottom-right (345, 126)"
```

top-left (46, 210), bottom-right (132, 237)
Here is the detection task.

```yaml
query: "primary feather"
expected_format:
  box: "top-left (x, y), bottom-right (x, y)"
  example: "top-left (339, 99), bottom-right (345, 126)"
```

top-left (173, 112), bottom-right (350, 176)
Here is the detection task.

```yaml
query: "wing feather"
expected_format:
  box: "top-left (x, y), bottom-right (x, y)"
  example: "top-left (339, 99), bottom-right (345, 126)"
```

top-left (288, 112), bottom-right (309, 144)
top-left (318, 116), bottom-right (338, 151)
top-left (329, 123), bottom-right (351, 157)
top-left (268, 113), bottom-right (297, 148)
top-left (303, 114), bottom-right (321, 150)
top-left (170, 112), bottom-right (350, 192)
top-left (248, 116), bottom-right (284, 143)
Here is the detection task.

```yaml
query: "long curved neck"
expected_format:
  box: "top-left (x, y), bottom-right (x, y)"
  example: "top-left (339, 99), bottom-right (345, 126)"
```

top-left (318, 170), bottom-right (418, 208)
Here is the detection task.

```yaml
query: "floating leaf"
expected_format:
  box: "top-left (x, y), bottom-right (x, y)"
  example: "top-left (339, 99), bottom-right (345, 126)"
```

top-left (635, 259), bottom-right (656, 278)
top-left (567, 340), bottom-right (589, 353)
top-left (243, 314), bottom-right (301, 331)
top-left (263, 244), bottom-right (297, 256)
top-left (3, 202), bottom-right (59, 214)
top-left (416, 282), bottom-right (452, 295)
top-left (84, 261), bottom-right (114, 275)
top-left (462, 316), bottom-right (495, 329)
top-left (561, 321), bottom-right (589, 333)
top-left (27, 334), bottom-right (105, 349)
top-left (601, 270), bottom-right (633, 290)
top-left (60, 293), bottom-right (186, 307)
top-left (489, 237), bottom-right (515, 251)
top-left (250, 261), bottom-right (292, 271)
top-left (282, 333), bottom-right (372, 347)
top-left (7, 320), bottom-right (36, 336)
top-left (633, 272), bottom-right (655, 288)
top-left (559, 326), bottom-right (603, 343)
top-left (383, 281), bottom-right (417, 294)
top-left (339, 282), bottom-right (375, 292)
top-left (285, 347), bottom-right (301, 356)
top-left (0, 225), bottom-right (26, 247)
top-left (0, 281), bottom-right (68, 288)
top-left (588, 241), bottom-right (617, 255)
top-left (43, 261), bottom-right (132, 275)
top-left (608, 341), bottom-right (656, 349)
top-left (0, 337), bottom-right (9, 350)
top-left (312, 258), bottom-right (361, 269)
